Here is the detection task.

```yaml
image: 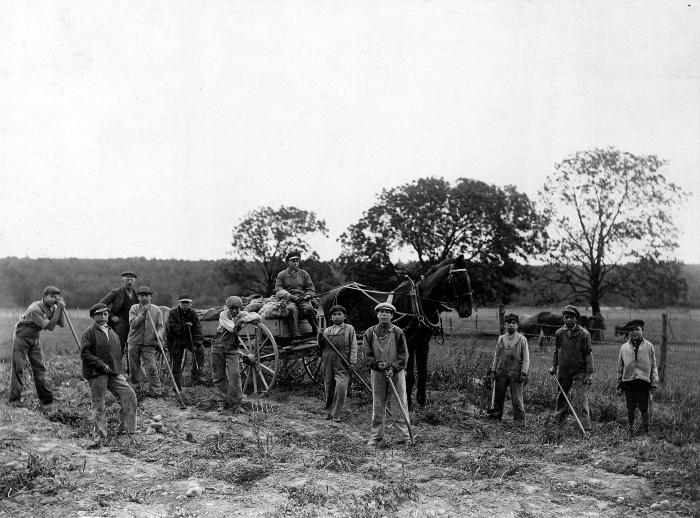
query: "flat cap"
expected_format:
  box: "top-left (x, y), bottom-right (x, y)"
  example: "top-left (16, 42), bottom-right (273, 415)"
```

top-left (89, 302), bottom-right (109, 317)
top-left (374, 302), bottom-right (396, 314)
top-left (178, 294), bottom-right (192, 303)
top-left (504, 313), bottom-right (519, 323)
top-left (121, 271), bottom-right (138, 278)
top-left (43, 285), bottom-right (61, 295)
top-left (285, 250), bottom-right (301, 262)
top-left (136, 285), bottom-right (153, 295)
top-left (329, 305), bottom-right (346, 315)
top-left (561, 305), bottom-right (580, 319)
top-left (225, 296), bottom-right (243, 308)
top-left (624, 319), bottom-right (645, 330)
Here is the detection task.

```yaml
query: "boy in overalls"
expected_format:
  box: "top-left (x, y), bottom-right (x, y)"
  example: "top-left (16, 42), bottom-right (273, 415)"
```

top-left (320, 305), bottom-right (357, 421)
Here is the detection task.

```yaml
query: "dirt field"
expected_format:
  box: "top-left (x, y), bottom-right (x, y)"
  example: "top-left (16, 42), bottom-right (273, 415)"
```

top-left (0, 309), bottom-right (698, 517)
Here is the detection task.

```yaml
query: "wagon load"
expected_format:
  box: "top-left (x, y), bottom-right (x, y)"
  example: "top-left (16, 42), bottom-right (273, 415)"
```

top-left (195, 294), bottom-right (288, 322)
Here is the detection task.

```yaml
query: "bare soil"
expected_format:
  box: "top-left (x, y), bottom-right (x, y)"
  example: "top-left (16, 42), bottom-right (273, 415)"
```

top-left (0, 359), bottom-right (697, 518)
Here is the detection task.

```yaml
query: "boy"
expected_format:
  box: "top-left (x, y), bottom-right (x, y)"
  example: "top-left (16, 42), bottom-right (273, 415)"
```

top-left (321, 305), bottom-right (357, 421)
top-left (127, 286), bottom-right (164, 396)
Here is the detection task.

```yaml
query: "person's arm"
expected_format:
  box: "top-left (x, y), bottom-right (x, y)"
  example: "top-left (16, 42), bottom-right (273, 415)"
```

top-left (302, 271), bottom-right (316, 297)
top-left (274, 271), bottom-right (286, 295)
top-left (582, 332), bottom-right (594, 382)
top-left (616, 346), bottom-right (625, 387)
top-left (347, 326), bottom-right (358, 365)
top-left (649, 342), bottom-right (659, 390)
top-left (550, 332), bottom-right (560, 375)
top-left (218, 311), bottom-right (236, 333)
top-left (520, 336), bottom-right (530, 376)
top-left (45, 301), bottom-right (65, 331)
top-left (192, 313), bottom-right (203, 346)
top-left (80, 328), bottom-right (110, 374)
top-left (491, 337), bottom-right (503, 374)
top-left (130, 304), bottom-right (146, 327)
top-left (393, 328), bottom-right (408, 371)
top-left (363, 329), bottom-right (377, 370)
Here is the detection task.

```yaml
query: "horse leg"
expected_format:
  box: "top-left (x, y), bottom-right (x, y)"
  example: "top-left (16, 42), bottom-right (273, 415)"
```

top-left (415, 341), bottom-right (430, 406)
top-left (406, 347), bottom-right (416, 410)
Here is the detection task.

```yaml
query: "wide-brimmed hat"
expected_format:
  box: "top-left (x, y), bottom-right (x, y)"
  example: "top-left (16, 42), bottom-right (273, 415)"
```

top-left (561, 305), bottom-right (580, 319)
top-left (89, 303), bottom-right (109, 317)
top-left (136, 286), bottom-right (153, 295)
top-left (374, 302), bottom-right (396, 314)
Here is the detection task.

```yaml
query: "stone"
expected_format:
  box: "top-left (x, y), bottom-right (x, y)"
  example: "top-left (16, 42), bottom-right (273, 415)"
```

top-left (650, 500), bottom-right (670, 511)
top-left (186, 486), bottom-right (203, 497)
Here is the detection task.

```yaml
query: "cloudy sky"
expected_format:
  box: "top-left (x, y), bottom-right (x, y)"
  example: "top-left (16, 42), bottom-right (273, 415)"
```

top-left (1, 1), bottom-right (698, 263)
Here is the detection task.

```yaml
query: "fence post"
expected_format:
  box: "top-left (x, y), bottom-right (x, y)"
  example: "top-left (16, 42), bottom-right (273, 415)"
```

top-left (498, 304), bottom-right (505, 335)
top-left (659, 313), bottom-right (668, 384)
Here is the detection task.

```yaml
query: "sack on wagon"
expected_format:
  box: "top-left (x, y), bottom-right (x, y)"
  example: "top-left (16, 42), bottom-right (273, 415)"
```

top-left (244, 295), bottom-right (265, 313)
top-left (197, 306), bottom-right (224, 321)
top-left (259, 297), bottom-right (289, 319)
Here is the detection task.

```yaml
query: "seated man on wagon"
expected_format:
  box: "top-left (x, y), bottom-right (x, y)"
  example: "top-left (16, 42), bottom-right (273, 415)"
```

top-left (274, 250), bottom-right (319, 338)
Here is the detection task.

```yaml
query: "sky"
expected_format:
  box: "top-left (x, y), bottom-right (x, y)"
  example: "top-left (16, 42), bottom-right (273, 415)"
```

top-left (1, 1), bottom-right (698, 264)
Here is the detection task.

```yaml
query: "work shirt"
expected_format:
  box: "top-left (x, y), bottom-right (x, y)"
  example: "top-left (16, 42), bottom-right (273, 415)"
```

top-left (617, 339), bottom-right (659, 388)
top-left (323, 323), bottom-right (358, 364)
top-left (15, 300), bottom-right (66, 339)
top-left (211, 309), bottom-right (261, 348)
top-left (274, 268), bottom-right (315, 298)
top-left (81, 323), bottom-right (124, 378)
top-left (363, 324), bottom-right (408, 372)
top-left (491, 332), bottom-right (530, 377)
top-left (127, 304), bottom-right (163, 346)
top-left (552, 324), bottom-right (594, 377)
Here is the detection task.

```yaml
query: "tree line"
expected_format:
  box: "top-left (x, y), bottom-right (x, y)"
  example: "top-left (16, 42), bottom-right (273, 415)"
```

top-left (0, 147), bottom-right (692, 311)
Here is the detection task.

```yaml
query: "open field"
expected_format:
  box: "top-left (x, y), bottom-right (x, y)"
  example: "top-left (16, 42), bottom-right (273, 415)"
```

top-left (0, 307), bottom-right (698, 517)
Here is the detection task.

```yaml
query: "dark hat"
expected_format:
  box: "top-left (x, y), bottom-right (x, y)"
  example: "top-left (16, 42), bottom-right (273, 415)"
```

top-left (285, 251), bottom-right (301, 262)
top-left (329, 305), bottom-right (346, 315)
top-left (136, 285), bottom-right (153, 295)
top-left (561, 305), bottom-right (580, 319)
top-left (374, 302), bottom-right (396, 314)
top-left (225, 295), bottom-right (243, 308)
top-left (121, 271), bottom-right (138, 278)
top-left (504, 313), bottom-right (519, 323)
top-left (624, 319), bottom-right (645, 330)
top-left (178, 294), bottom-right (192, 303)
top-left (43, 285), bottom-right (61, 295)
top-left (89, 303), bottom-right (109, 317)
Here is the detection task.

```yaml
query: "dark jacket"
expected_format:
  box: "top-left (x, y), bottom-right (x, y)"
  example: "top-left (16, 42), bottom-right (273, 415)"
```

top-left (99, 287), bottom-right (139, 321)
top-left (553, 324), bottom-right (594, 377)
top-left (81, 324), bottom-right (123, 379)
top-left (167, 306), bottom-right (203, 352)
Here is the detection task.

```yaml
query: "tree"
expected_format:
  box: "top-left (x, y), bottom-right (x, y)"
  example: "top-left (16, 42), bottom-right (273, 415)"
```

top-left (339, 177), bottom-right (549, 303)
top-left (540, 147), bottom-right (690, 315)
top-left (227, 206), bottom-right (328, 295)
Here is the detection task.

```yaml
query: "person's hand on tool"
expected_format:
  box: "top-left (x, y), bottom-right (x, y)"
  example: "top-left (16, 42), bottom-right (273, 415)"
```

top-left (110, 315), bottom-right (120, 324)
top-left (185, 322), bottom-right (193, 327)
top-left (376, 362), bottom-right (387, 371)
top-left (584, 374), bottom-right (593, 385)
top-left (616, 383), bottom-right (623, 395)
top-left (56, 296), bottom-right (66, 308)
top-left (140, 306), bottom-right (149, 315)
top-left (549, 366), bottom-right (557, 376)
top-left (102, 364), bottom-right (113, 374)
top-left (487, 368), bottom-right (495, 381)
top-left (519, 372), bottom-right (528, 386)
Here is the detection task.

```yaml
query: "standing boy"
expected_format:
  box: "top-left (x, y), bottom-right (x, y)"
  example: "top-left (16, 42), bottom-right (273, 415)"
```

top-left (617, 319), bottom-right (658, 437)
top-left (363, 302), bottom-right (411, 447)
top-left (81, 303), bottom-right (137, 440)
top-left (167, 294), bottom-right (204, 390)
top-left (9, 286), bottom-right (66, 406)
top-left (487, 313), bottom-right (530, 426)
top-left (321, 305), bottom-right (358, 421)
top-left (127, 286), bottom-right (164, 397)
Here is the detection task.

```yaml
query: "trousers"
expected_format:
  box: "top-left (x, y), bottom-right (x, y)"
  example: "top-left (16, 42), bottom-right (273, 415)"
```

top-left (490, 374), bottom-right (525, 424)
top-left (554, 375), bottom-right (591, 431)
top-left (170, 345), bottom-right (205, 389)
top-left (322, 348), bottom-right (350, 418)
top-left (128, 343), bottom-right (162, 394)
top-left (370, 369), bottom-right (410, 441)
top-left (211, 343), bottom-right (242, 407)
top-left (88, 374), bottom-right (137, 437)
top-left (9, 332), bottom-right (53, 404)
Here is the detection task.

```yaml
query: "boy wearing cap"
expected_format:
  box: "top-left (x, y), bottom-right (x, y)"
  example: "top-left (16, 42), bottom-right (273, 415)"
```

top-left (9, 286), bottom-right (66, 406)
top-left (549, 305), bottom-right (594, 432)
top-left (81, 303), bottom-right (138, 440)
top-left (275, 251), bottom-right (319, 338)
top-left (99, 272), bottom-right (139, 359)
top-left (487, 313), bottom-right (530, 426)
top-left (211, 296), bottom-right (261, 412)
top-left (167, 294), bottom-right (204, 390)
top-left (321, 305), bottom-right (358, 421)
top-left (363, 302), bottom-right (411, 447)
top-left (617, 320), bottom-right (658, 436)
top-left (127, 286), bottom-right (164, 397)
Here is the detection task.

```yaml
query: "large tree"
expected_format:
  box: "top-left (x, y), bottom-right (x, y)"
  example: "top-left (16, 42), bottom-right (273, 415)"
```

top-left (339, 177), bottom-right (549, 303)
top-left (540, 147), bottom-right (689, 315)
top-left (227, 206), bottom-right (328, 295)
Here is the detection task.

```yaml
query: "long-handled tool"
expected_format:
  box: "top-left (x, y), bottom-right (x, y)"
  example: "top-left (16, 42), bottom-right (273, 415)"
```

top-left (553, 376), bottom-right (588, 437)
top-left (384, 369), bottom-right (415, 445)
top-left (62, 310), bottom-right (82, 353)
top-left (490, 375), bottom-right (496, 410)
top-left (147, 311), bottom-right (185, 406)
top-left (186, 325), bottom-right (200, 378)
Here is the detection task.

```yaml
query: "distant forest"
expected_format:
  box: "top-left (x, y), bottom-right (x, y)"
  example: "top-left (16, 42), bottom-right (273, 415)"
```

top-left (0, 257), bottom-right (698, 309)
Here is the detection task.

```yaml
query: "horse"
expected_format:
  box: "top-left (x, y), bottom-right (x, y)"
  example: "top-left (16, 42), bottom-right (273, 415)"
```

top-left (321, 255), bottom-right (472, 408)
top-left (519, 311), bottom-right (605, 348)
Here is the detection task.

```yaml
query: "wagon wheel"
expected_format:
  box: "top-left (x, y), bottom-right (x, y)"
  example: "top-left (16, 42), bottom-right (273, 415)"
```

top-left (302, 345), bottom-right (324, 385)
top-left (238, 323), bottom-right (279, 396)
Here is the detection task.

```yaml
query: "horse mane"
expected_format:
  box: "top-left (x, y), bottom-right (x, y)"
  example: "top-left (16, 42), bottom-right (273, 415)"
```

top-left (421, 257), bottom-right (452, 277)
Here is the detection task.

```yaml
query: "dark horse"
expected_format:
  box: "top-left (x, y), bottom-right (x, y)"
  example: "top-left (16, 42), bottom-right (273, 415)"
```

top-left (321, 255), bottom-right (472, 407)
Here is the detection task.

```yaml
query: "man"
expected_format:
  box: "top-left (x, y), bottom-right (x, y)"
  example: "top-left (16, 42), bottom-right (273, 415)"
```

top-left (99, 271), bottom-right (139, 364)
top-left (487, 313), bottom-right (530, 426)
top-left (211, 296), bottom-right (261, 412)
top-left (363, 302), bottom-right (411, 447)
top-left (617, 319), bottom-right (658, 437)
top-left (80, 303), bottom-right (137, 441)
top-left (549, 305), bottom-right (594, 432)
top-left (127, 286), bottom-right (164, 397)
top-left (167, 294), bottom-right (204, 390)
top-left (274, 251), bottom-right (318, 338)
top-left (9, 286), bottom-right (66, 406)
top-left (321, 305), bottom-right (358, 422)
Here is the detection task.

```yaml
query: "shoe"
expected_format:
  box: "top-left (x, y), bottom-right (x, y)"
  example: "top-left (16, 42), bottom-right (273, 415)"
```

top-left (217, 404), bottom-right (227, 413)
top-left (324, 414), bottom-right (332, 420)
top-left (333, 416), bottom-right (343, 423)
top-left (366, 438), bottom-right (382, 447)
